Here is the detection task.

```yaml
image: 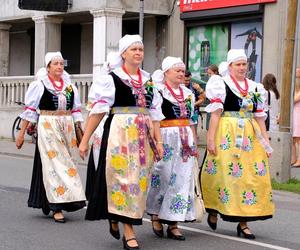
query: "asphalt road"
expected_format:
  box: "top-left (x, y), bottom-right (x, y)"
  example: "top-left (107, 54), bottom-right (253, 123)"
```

top-left (0, 155), bottom-right (300, 250)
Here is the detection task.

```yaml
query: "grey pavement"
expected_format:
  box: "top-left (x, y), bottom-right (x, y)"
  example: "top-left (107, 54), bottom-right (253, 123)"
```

top-left (1, 139), bottom-right (300, 250)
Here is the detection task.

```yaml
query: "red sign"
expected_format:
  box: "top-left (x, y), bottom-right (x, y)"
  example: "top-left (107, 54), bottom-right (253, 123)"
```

top-left (180, 0), bottom-right (277, 12)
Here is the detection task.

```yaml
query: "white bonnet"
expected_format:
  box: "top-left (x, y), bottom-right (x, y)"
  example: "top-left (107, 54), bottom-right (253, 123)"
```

top-left (162, 56), bottom-right (185, 72)
top-left (218, 61), bottom-right (229, 77)
top-left (152, 69), bottom-right (164, 84)
top-left (227, 49), bottom-right (247, 65)
top-left (119, 34), bottom-right (143, 54)
top-left (106, 51), bottom-right (122, 69)
top-left (45, 52), bottom-right (63, 66)
top-left (151, 56), bottom-right (186, 84)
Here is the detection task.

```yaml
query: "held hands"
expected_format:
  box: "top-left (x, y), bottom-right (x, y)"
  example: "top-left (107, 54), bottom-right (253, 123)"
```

top-left (156, 143), bottom-right (164, 161)
top-left (79, 140), bottom-right (89, 160)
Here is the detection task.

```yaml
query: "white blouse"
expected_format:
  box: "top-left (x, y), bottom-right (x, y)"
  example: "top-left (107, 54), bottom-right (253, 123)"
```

top-left (205, 74), bottom-right (267, 118)
top-left (156, 83), bottom-right (195, 125)
top-left (87, 67), bottom-right (164, 121)
top-left (19, 74), bottom-right (83, 123)
top-left (265, 90), bottom-right (280, 131)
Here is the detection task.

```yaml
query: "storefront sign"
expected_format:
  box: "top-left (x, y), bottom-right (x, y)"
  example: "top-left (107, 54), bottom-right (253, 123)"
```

top-left (180, 0), bottom-right (277, 12)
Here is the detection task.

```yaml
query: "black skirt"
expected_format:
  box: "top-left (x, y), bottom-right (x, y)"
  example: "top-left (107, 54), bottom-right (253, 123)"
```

top-left (85, 115), bottom-right (142, 225)
top-left (205, 208), bottom-right (273, 222)
top-left (28, 144), bottom-right (86, 213)
top-left (85, 146), bottom-right (96, 201)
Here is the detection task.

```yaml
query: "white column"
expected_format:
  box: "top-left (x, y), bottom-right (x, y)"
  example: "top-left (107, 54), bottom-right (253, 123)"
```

top-left (32, 16), bottom-right (63, 74)
top-left (90, 8), bottom-right (125, 80)
top-left (0, 24), bottom-right (12, 76)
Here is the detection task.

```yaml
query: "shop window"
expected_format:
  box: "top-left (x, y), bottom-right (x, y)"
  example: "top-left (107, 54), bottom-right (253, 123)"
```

top-left (188, 24), bottom-right (229, 85)
top-left (187, 20), bottom-right (263, 87)
top-left (231, 21), bottom-right (263, 82)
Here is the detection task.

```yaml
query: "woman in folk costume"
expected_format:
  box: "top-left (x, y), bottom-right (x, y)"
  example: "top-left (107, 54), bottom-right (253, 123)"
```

top-left (85, 51), bottom-right (122, 200)
top-left (201, 49), bottom-right (274, 239)
top-left (16, 52), bottom-right (86, 223)
top-left (79, 34), bottom-right (164, 250)
top-left (146, 57), bottom-right (198, 241)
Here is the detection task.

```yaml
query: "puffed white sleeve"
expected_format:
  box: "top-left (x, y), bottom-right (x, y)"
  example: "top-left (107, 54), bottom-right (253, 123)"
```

top-left (87, 75), bottom-right (115, 116)
top-left (71, 84), bottom-right (84, 122)
top-left (204, 75), bottom-right (226, 113)
top-left (254, 82), bottom-right (267, 119)
top-left (149, 87), bottom-right (165, 121)
top-left (19, 81), bottom-right (44, 123)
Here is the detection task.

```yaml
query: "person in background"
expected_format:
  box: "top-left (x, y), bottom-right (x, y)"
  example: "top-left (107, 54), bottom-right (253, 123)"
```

top-left (207, 64), bottom-right (219, 77)
top-left (201, 49), bottom-right (274, 239)
top-left (16, 52), bottom-right (86, 223)
top-left (147, 57), bottom-right (198, 241)
top-left (184, 70), bottom-right (206, 130)
top-left (205, 64), bottom-right (219, 130)
top-left (79, 34), bottom-right (164, 250)
top-left (291, 67), bottom-right (300, 167)
top-left (262, 73), bottom-right (280, 132)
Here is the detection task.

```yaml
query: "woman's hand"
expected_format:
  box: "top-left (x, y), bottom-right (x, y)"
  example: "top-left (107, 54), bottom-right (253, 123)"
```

top-left (156, 143), bottom-right (164, 161)
top-left (207, 138), bottom-right (216, 156)
top-left (79, 141), bottom-right (89, 160)
top-left (16, 134), bottom-right (25, 149)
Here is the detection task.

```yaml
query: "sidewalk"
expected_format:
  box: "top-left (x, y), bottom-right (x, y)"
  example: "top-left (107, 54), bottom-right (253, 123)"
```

top-left (0, 138), bottom-right (88, 166)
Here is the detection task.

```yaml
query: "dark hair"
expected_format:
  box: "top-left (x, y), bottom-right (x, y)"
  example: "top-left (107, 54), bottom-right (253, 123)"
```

top-left (185, 70), bottom-right (192, 77)
top-left (262, 73), bottom-right (280, 100)
top-left (208, 64), bottom-right (219, 75)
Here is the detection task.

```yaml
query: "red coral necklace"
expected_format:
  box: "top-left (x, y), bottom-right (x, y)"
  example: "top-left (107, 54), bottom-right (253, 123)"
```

top-left (122, 64), bottom-right (142, 88)
top-left (48, 75), bottom-right (64, 91)
top-left (230, 75), bottom-right (248, 96)
top-left (165, 82), bottom-right (184, 103)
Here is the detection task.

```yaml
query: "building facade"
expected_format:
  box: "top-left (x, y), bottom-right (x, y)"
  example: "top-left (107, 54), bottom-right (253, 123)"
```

top-left (0, 0), bottom-right (182, 77)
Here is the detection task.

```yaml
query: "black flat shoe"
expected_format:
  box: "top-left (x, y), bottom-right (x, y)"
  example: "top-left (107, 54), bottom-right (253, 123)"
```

top-left (109, 220), bottom-right (120, 240)
top-left (122, 236), bottom-right (140, 250)
top-left (151, 218), bottom-right (164, 238)
top-left (237, 224), bottom-right (255, 239)
top-left (207, 214), bottom-right (217, 230)
top-left (166, 226), bottom-right (185, 241)
top-left (53, 212), bottom-right (65, 223)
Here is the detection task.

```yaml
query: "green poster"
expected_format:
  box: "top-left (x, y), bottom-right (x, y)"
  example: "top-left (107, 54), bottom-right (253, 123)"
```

top-left (188, 24), bottom-right (229, 84)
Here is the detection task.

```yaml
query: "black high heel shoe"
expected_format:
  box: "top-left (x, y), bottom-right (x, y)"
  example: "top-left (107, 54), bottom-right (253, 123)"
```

top-left (166, 226), bottom-right (185, 241)
top-left (53, 211), bottom-right (65, 223)
top-left (109, 220), bottom-right (120, 240)
top-left (237, 224), bottom-right (256, 239)
top-left (122, 236), bottom-right (140, 250)
top-left (151, 217), bottom-right (164, 238)
top-left (207, 214), bottom-right (217, 230)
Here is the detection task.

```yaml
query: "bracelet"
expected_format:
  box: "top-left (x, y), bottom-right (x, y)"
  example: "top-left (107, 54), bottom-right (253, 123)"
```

top-left (156, 141), bottom-right (163, 144)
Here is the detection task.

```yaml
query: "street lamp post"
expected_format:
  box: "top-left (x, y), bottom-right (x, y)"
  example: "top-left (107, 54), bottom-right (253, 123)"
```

top-left (139, 0), bottom-right (144, 38)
